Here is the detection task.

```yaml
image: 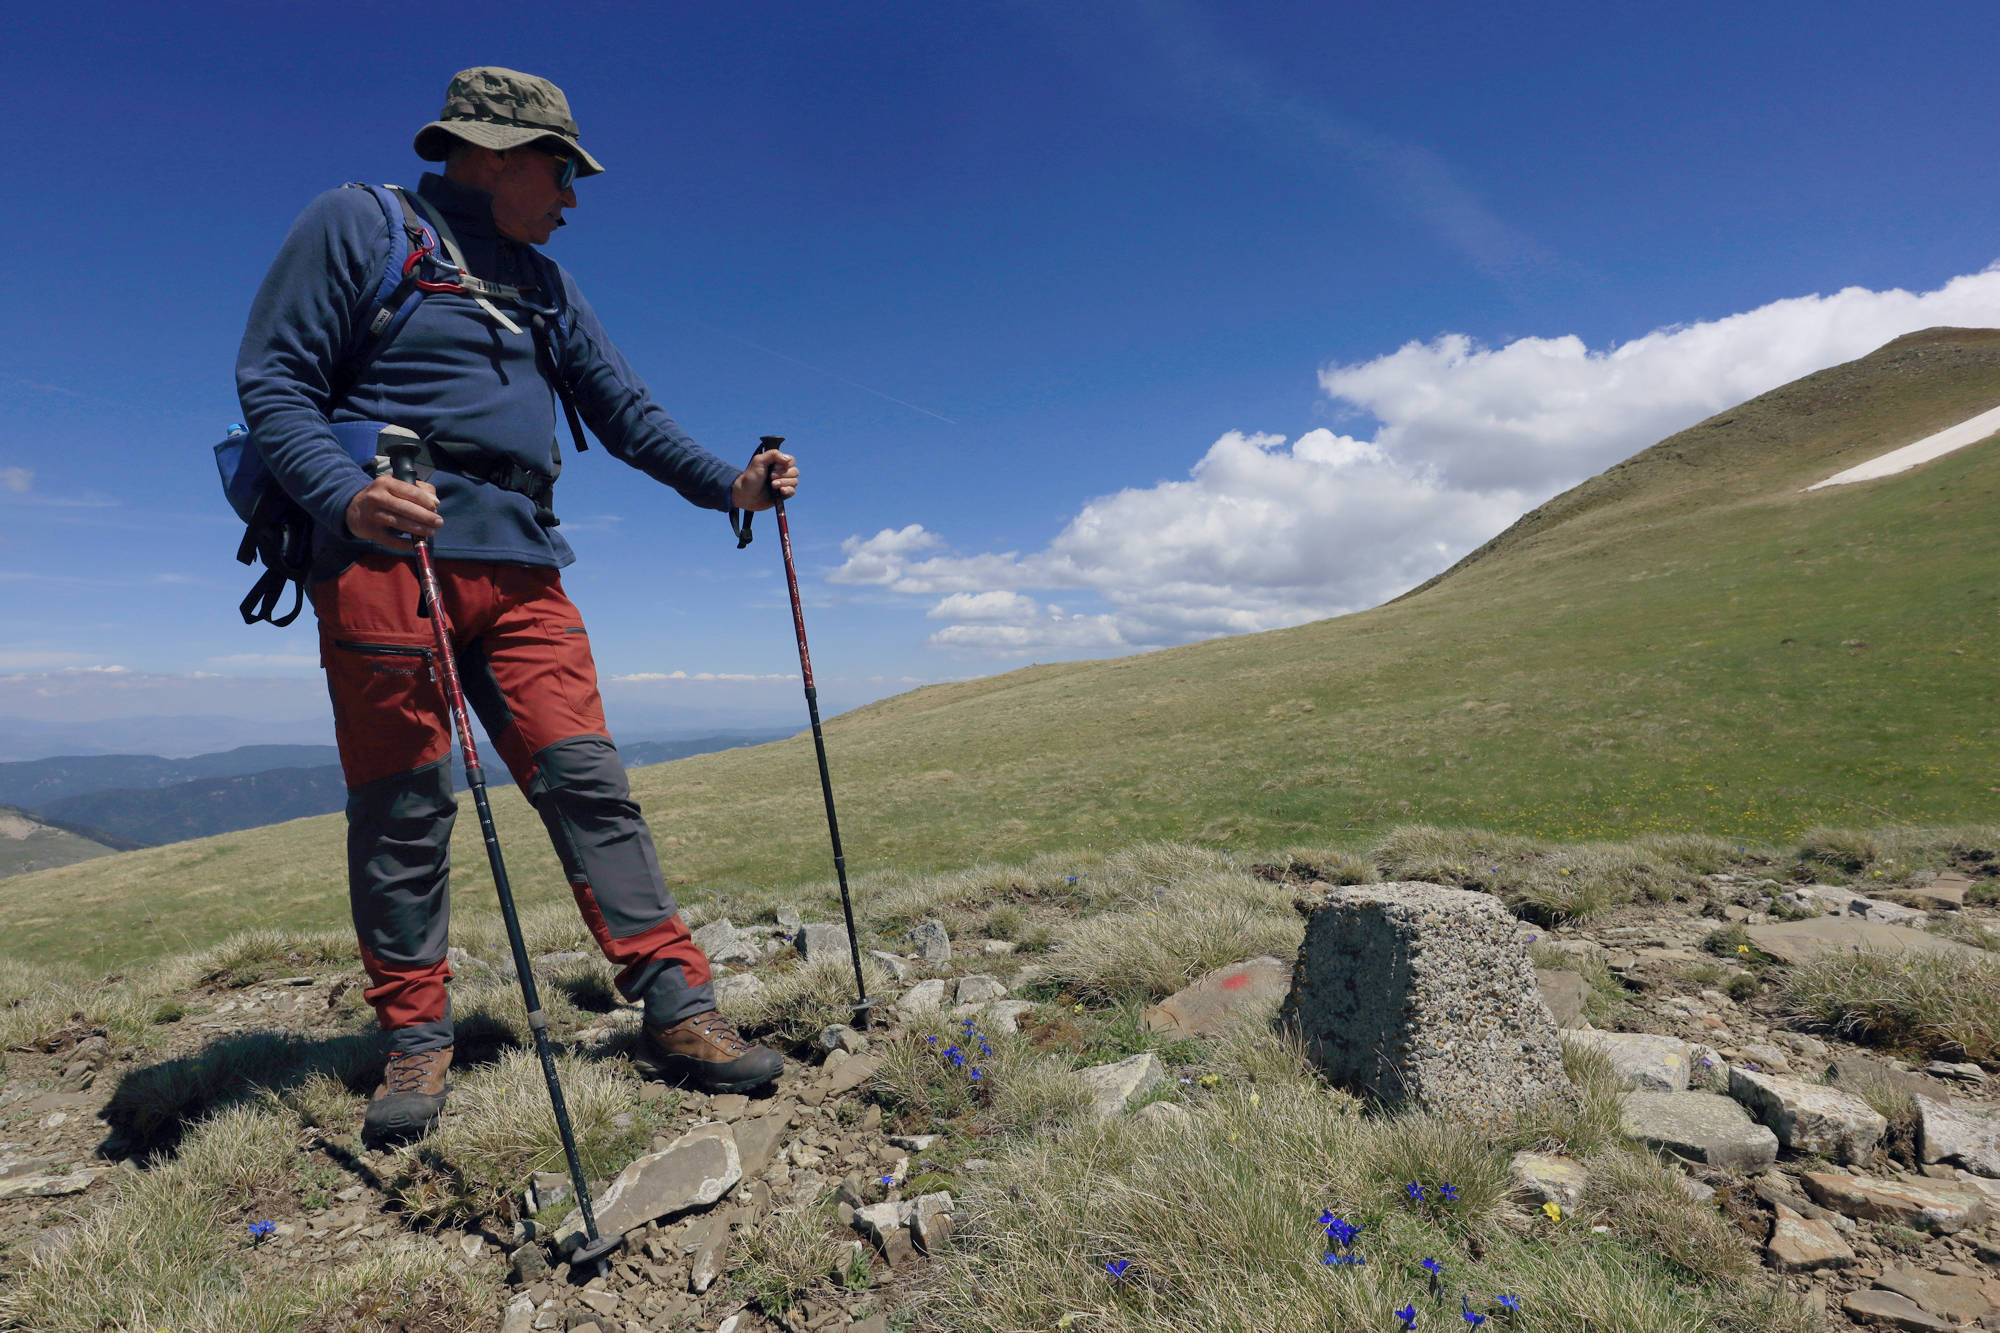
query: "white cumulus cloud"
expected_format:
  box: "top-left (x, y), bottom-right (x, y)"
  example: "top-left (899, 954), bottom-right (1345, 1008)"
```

top-left (0, 468), bottom-right (30, 494)
top-left (834, 268), bottom-right (2000, 658)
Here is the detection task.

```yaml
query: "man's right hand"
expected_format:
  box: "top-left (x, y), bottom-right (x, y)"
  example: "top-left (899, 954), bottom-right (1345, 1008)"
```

top-left (344, 475), bottom-right (442, 547)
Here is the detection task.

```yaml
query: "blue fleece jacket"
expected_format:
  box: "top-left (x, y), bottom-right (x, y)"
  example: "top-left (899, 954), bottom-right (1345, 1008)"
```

top-left (236, 172), bottom-right (741, 575)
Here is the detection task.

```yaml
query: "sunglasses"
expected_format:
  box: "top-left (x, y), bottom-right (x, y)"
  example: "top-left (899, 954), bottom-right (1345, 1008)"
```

top-left (547, 151), bottom-right (577, 191)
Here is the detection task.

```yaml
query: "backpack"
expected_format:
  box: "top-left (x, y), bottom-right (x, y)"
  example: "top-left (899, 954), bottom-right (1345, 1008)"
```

top-left (217, 183), bottom-right (588, 627)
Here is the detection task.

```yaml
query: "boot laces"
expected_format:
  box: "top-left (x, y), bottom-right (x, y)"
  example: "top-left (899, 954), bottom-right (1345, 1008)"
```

top-left (684, 1010), bottom-right (749, 1056)
top-left (383, 1049), bottom-right (444, 1094)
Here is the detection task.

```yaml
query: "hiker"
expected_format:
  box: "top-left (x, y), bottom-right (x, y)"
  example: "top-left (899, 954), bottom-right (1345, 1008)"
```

top-left (236, 67), bottom-right (793, 1146)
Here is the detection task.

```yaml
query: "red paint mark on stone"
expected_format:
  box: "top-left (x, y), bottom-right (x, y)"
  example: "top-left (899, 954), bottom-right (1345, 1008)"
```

top-left (1220, 974), bottom-right (1250, 990)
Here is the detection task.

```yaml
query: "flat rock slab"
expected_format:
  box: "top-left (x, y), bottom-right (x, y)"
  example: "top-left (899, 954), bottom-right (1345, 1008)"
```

top-left (560, 1131), bottom-right (741, 1250)
top-left (1077, 1053), bottom-right (1165, 1119)
top-left (1279, 883), bottom-right (1573, 1130)
top-left (1729, 1066), bottom-right (1887, 1163)
top-left (1844, 895), bottom-right (1930, 926)
top-left (1619, 1091), bottom-right (1779, 1172)
top-left (0, 1168), bottom-right (109, 1199)
top-left (1742, 918), bottom-right (1989, 966)
top-left (1534, 969), bottom-right (1589, 1028)
top-left (1144, 956), bottom-right (1291, 1038)
top-left (1914, 1094), bottom-right (2000, 1177)
top-left (1766, 1201), bottom-right (1856, 1272)
top-left (1874, 1267), bottom-right (1993, 1325)
top-left (1507, 1152), bottom-right (1588, 1210)
top-left (1562, 1030), bottom-right (1692, 1092)
top-left (1908, 873), bottom-right (1973, 909)
top-left (1802, 1171), bottom-right (1992, 1234)
top-left (955, 974), bottom-right (1008, 1005)
top-left (1841, 1288), bottom-right (1956, 1332)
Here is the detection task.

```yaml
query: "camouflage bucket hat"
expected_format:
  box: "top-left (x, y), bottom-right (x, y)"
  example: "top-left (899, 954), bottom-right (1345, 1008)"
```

top-left (413, 66), bottom-right (605, 177)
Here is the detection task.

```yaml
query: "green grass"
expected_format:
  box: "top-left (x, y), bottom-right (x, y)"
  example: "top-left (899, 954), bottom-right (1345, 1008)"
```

top-left (6, 329), bottom-right (2000, 976)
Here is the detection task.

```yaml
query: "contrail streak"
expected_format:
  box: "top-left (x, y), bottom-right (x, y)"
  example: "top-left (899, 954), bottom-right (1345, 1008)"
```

top-left (698, 320), bottom-right (959, 425)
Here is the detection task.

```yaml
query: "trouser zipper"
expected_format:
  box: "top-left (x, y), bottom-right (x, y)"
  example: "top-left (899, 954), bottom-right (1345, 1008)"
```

top-left (334, 639), bottom-right (437, 683)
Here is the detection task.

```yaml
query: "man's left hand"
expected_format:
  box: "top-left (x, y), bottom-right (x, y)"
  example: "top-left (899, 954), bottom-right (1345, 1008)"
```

top-left (731, 449), bottom-right (799, 512)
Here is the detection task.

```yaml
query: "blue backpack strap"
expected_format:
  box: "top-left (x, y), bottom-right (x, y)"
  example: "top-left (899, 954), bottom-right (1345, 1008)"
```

top-left (330, 183), bottom-right (432, 399)
top-left (522, 248), bottom-right (590, 456)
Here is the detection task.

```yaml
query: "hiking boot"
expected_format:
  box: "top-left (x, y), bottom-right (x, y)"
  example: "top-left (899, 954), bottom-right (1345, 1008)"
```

top-left (362, 1045), bottom-right (452, 1147)
top-left (641, 1010), bottom-right (783, 1093)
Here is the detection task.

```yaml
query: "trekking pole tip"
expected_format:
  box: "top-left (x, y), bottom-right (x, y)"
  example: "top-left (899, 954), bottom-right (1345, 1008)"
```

top-left (570, 1230), bottom-right (625, 1269)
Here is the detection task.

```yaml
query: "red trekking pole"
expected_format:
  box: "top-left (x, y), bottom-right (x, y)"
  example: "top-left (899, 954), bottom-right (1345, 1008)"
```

top-left (374, 429), bottom-right (623, 1269)
top-left (735, 436), bottom-right (876, 1030)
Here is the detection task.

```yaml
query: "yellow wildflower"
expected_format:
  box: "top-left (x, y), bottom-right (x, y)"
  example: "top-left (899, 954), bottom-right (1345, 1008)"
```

top-left (1542, 1201), bottom-right (1562, 1222)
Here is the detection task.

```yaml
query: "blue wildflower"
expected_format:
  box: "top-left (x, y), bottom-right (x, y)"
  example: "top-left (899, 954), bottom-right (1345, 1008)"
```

top-left (1395, 1305), bottom-right (1418, 1331)
top-left (248, 1219), bottom-right (275, 1242)
top-left (880, 1175), bottom-right (893, 1187)
top-left (1105, 1259), bottom-right (1130, 1279)
top-left (1407, 1182), bottom-right (1426, 1201)
top-left (970, 1068), bottom-right (983, 1080)
top-left (1439, 1183), bottom-right (1458, 1202)
top-left (1462, 1315), bottom-right (1485, 1328)
top-left (1496, 1295), bottom-right (1520, 1314)
top-left (1317, 1209), bottom-right (1335, 1225)
top-left (1422, 1258), bottom-right (1442, 1275)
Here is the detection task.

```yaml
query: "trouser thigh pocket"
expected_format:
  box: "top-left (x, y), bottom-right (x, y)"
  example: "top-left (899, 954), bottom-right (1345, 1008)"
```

top-left (324, 638), bottom-right (449, 788)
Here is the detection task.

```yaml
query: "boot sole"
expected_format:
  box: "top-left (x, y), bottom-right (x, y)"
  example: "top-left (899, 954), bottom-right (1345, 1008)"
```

top-left (634, 1048), bottom-right (782, 1095)
top-left (361, 1091), bottom-right (448, 1147)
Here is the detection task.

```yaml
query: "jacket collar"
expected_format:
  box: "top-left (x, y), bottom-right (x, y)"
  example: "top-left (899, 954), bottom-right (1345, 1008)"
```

top-left (417, 171), bottom-right (501, 242)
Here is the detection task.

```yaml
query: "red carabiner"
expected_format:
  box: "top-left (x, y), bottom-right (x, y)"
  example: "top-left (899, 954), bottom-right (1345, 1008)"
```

top-left (404, 232), bottom-right (466, 295)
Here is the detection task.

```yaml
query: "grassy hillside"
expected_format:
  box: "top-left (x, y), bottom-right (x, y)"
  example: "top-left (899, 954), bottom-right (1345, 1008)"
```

top-left (6, 328), bottom-right (1998, 974)
top-left (0, 806), bottom-right (120, 878)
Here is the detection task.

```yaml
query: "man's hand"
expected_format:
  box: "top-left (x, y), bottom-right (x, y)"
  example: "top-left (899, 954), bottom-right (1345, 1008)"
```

top-left (344, 475), bottom-right (442, 547)
top-left (730, 449), bottom-right (799, 513)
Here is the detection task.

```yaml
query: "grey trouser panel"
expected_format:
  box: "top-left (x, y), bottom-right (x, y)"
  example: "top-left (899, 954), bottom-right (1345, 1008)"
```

top-left (528, 734), bottom-right (717, 1025)
top-left (347, 755), bottom-right (457, 1054)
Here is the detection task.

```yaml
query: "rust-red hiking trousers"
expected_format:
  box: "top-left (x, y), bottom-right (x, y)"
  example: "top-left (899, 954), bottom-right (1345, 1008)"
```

top-left (311, 551), bottom-right (713, 1053)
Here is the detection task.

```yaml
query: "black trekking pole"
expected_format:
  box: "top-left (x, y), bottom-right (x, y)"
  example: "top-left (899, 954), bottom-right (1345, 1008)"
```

top-left (736, 436), bottom-right (875, 1030)
top-left (373, 429), bottom-right (623, 1270)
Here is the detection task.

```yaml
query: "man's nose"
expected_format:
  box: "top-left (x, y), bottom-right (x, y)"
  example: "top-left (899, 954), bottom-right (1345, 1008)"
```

top-left (559, 185), bottom-right (577, 208)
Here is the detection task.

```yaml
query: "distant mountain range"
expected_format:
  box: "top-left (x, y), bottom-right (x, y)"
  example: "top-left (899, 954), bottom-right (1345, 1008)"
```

top-left (0, 731), bottom-right (791, 859)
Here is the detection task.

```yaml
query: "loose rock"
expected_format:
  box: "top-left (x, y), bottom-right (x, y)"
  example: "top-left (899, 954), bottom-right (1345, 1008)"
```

top-left (1801, 1171), bottom-right (1992, 1234)
top-left (1563, 1031), bottom-right (1692, 1092)
top-left (1728, 1066), bottom-right (1887, 1164)
top-left (1076, 1053), bottom-right (1165, 1119)
top-left (1766, 1202), bottom-right (1857, 1272)
top-left (907, 920), bottom-right (951, 964)
top-left (1618, 1090), bottom-right (1779, 1171)
top-left (1143, 956), bottom-right (1291, 1038)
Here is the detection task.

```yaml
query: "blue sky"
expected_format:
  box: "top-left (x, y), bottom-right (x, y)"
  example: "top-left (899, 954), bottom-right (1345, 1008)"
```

top-left (4, 1), bottom-right (1999, 755)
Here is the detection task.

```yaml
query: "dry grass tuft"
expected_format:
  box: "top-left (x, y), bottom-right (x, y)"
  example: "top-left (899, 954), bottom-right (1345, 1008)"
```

top-left (1503, 1037), bottom-right (1624, 1159)
top-left (1782, 948), bottom-right (2000, 1062)
top-left (727, 954), bottom-right (898, 1050)
top-left (733, 1202), bottom-right (856, 1315)
top-left (1038, 874), bottom-right (1301, 1004)
top-left (1369, 824), bottom-right (1735, 923)
top-left (384, 1048), bottom-right (658, 1225)
top-left (1581, 1149), bottom-right (1755, 1283)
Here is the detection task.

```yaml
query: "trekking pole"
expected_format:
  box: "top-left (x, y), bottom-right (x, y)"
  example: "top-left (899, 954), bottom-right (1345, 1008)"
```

top-left (374, 430), bottom-right (623, 1270)
top-left (748, 436), bottom-right (875, 1030)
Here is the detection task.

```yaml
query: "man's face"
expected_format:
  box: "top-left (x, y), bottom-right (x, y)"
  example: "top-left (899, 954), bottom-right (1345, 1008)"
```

top-left (489, 148), bottom-right (576, 246)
